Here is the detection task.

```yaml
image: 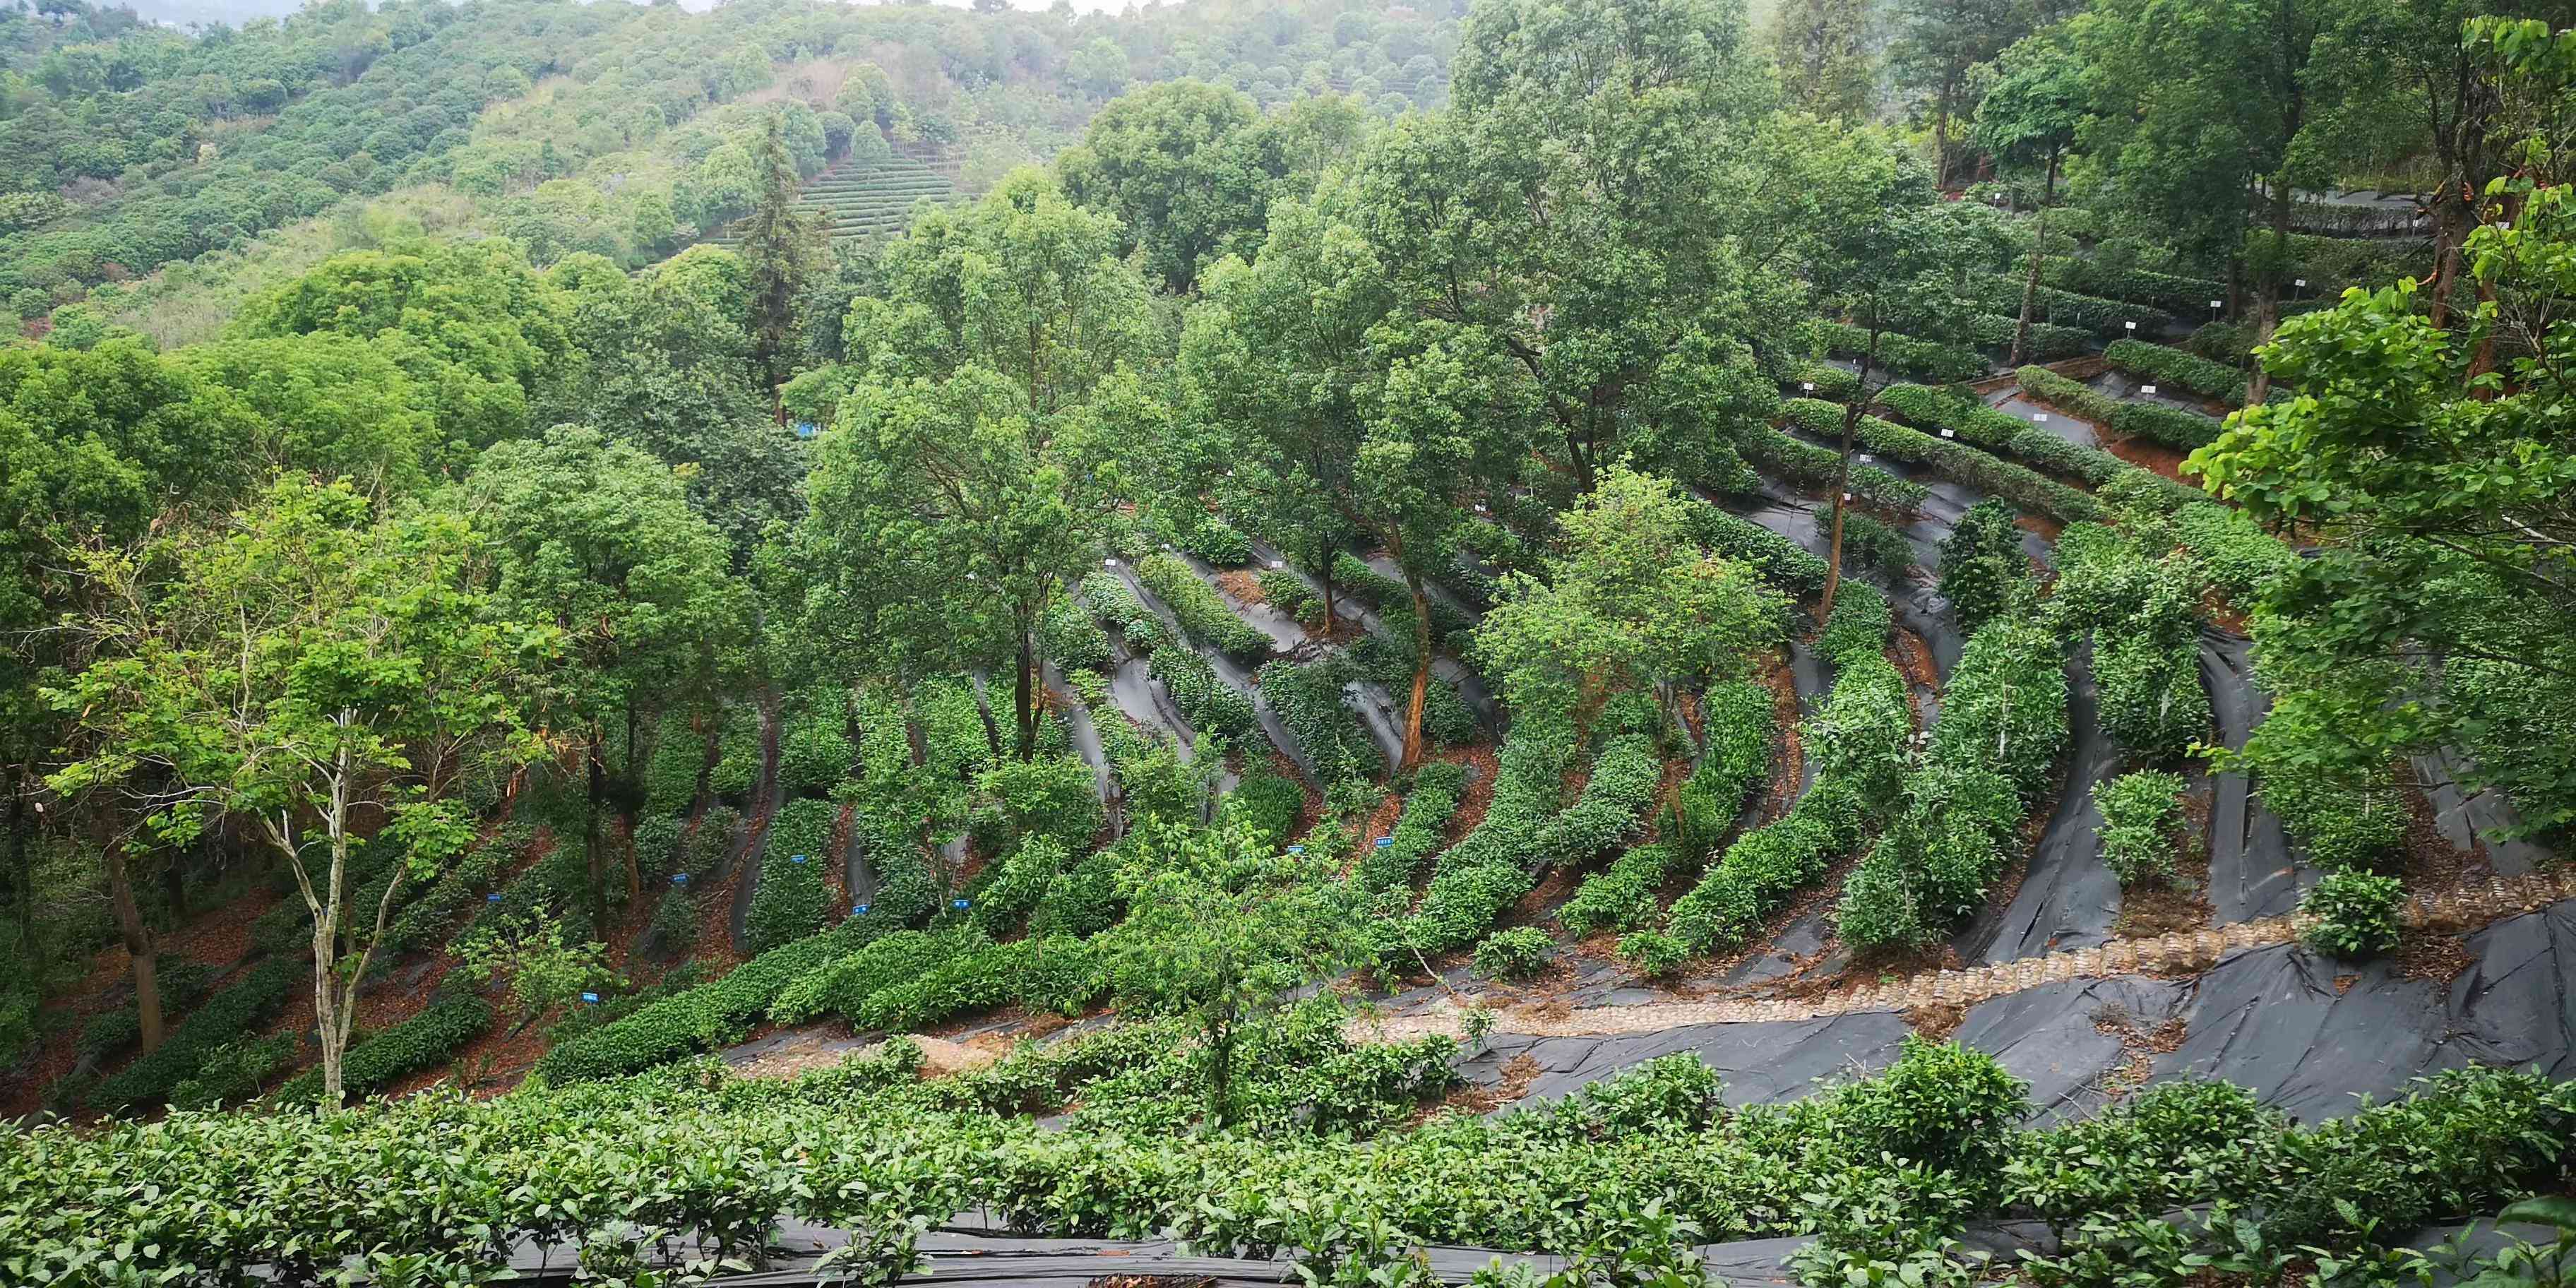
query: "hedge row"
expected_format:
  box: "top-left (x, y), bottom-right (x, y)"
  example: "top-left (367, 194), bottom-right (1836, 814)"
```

top-left (1147, 644), bottom-right (1258, 741)
top-left (1039, 595), bottom-right (1113, 672)
top-left (1666, 652), bottom-right (1909, 954)
top-left (2012, 365), bottom-right (2222, 448)
top-left (2172, 503), bottom-right (2295, 603)
top-left (1671, 680), bottom-right (1779, 863)
top-left (1330, 552), bottom-right (1477, 643)
top-left (1783, 398), bottom-right (2104, 524)
top-left (1741, 422), bottom-right (1931, 513)
top-left (642, 708), bottom-right (706, 817)
top-left (1559, 841), bottom-right (1679, 938)
top-left (1533, 734), bottom-right (1662, 872)
top-left (1080, 571), bottom-right (1168, 652)
top-left (777, 686), bottom-right (855, 798)
top-left (2052, 524), bottom-right (2212, 763)
top-left (1782, 360), bottom-right (1859, 401)
top-left (855, 934), bottom-right (1104, 1032)
top-left (1838, 616), bottom-right (2069, 950)
top-left (532, 914), bottom-right (895, 1085)
top-left (376, 838), bottom-right (511, 958)
top-left (1359, 762), bottom-right (1468, 896)
top-left (1824, 323), bottom-right (1987, 382)
top-left (1874, 383), bottom-right (2213, 512)
top-left (2097, 770), bottom-right (2186, 887)
top-left (1963, 270), bottom-right (2178, 337)
top-left (90, 959), bottom-right (300, 1112)
top-left (273, 994), bottom-right (492, 1106)
top-left (1349, 626), bottom-right (1480, 747)
top-left (2043, 256), bottom-right (2226, 314)
top-left (2103, 338), bottom-right (2247, 407)
top-left (709, 702), bottom-right (764, 800)
top-left (1680, 506), bottom-right (1830, 598)
top-left (1956, 311), bottom-right (2093, 359)
top-left (1256, 655), bottom-right (1385, 785)
top-left (743, 798), bottom-right (837, 957)
top-left (1815, 581), bottom-right (1893, 666)
top-left (1174, 514), bottom-right (1253, 567)
top-left (1135, 553), bottom-right (1271, 662)
top-left (1405, 710), bottom-right (1577, 953)
top-left (768, 927), bottom-right (970, 1027)
top-left (73, 962), bottom-right (215, 1067)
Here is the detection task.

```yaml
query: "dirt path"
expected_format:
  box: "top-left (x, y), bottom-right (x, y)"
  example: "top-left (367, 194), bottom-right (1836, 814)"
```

top-left (1355, 869), bottom-right (2576, 1042)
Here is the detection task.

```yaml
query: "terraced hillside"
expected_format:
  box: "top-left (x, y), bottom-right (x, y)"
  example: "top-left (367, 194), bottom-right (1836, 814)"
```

top-left (708, 149), bottom-right (961, 249)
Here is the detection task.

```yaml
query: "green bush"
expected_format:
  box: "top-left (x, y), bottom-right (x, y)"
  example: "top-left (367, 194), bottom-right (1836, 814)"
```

top-left (168, 1034), bottom-right (297, 1112)
top-left (1177, 515), bottom-right (1253, 566)
top-left (708, 702), bottom-right (764, 799)
top-left (642, 708), bottom-right (707, 816)
top-left (1616, 929), bottom-right (1687, 977)
top-left (2103, 338), bottom-right (2247, 406)
top-left (1825, 323), bottom-right (1987, 382)
top-left (1784, 398), bottom-right (2103, 525)
top-left (1080, 570), bottom-right (1168, 651)
top-left (2300, 870), bottom-right (2404, 960)
top-left (2044, 256), bottom-right (2226, 314)
top-left (1407, 709), bottom-right (1576, 953)
top-left (1681, 505), bottom-right (1830, 597)
top-left (2012, 364), bottom-right (2121, 425)
top-left (1825, 1035), bottom-right (2029, 1175)
top-left (1962, 270), bottom-right (2177, 337)
top-left (2174, 503), bottom-right (2293, 604)
top-left (90, 958), bottom-right (299, 1112)
top-left (537, 917), bottom-right (886, 1084)
top-left (1956, 311), bottom-right (2092, 359)
top-left (274, 994), bottom-right (491, 1106)
top-left (1739, 421), bottom-right (1931, 513)
top-left (76, 961), bottom-right (215, 1065)
top-left (1219, 770), bottom-right (1307, 847)
top-left (770, 927), bottom-right (972, 1026)
top-left (644, 885), bottom-right (698, 957)
top-left (1815, 581), bottom-right (1892, 664)
top-left (1330, 552), bottom-right (1475, 641)
top-left (1256, 655), bottom-right (1384, 786)
top-left (2096, 770), bottom-right (2184, 887)
top-left (1784, 359), bottom-right (1859, 401)
top-left (1257, 568), bottom-right (1318, 623)
top-left (1039, 594), bottom-right (1113, 672)
top-left (1532, 734), bottom-right (1661, 870)
top-left (2112, 400), bottom-right (2223, 450)
top-left (2269, 775), bottom-right (2407, 872)
top-left (778, 686), bottom-right (855, 797)
top-left (742, 798), bottom-right (836, 957)
top-left (974, 753), bottom-right (1104, 853)
top-left (1940, 499), bottom-right (2030, 638)
top-left (1470, 926), bottom-right (1553, 980)
top-left (1148, 644), bottom-right (1258, 740)
top-left (1359, 762), bottom-right (1465, 894)
top-left (1559, 842), bottom-right (1678, 938)
top-left (1671, 680), bottom-right (1775, 863)
top-left (1136, 552), bottom-right (1271, 662)
top-left (1838, 511), bottom-right (1914, 578)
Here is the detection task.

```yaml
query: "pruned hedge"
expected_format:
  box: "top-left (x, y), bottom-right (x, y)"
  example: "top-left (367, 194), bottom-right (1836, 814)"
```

top-left (1136, 553), bottom-right (1270, 662)
top-left (1782, 360), bottom-right (1859, 401)
top-left (1330, 552), bottom-right (1476, 643)
top-left (1256, 655), bottom-right (1385, 785)
top-left (2103, 339), bottom-right (2247, 407)
top-left (1680, 506), bottom-right (1830, 597)
top-left (1783, 398), bottom-right (2103, 524)
top-left (2043, 256), bottom-right (2226, 314)
top-left (1559, 841), bottom-right (1681, 938)
top-left (1080, 570), bottom-right (1168, 652)
top-left (1359, 762), bottom-right (1467, 895)
top-left (1148, 644), bottom-right (1258, 741)
top-left (1963, 270), bottom-right (2178, 337)
top-left (274, 994), bottom-right (492, 1106)
top-left (743, 798), bottom-right (837, 957)
top-left (90, 959), bottom-right (300, 1112)
top-left (1824, 323), bottom-right (1987, 382)
top-left (1741, 422), bottom-right (1931, 513)
top-left (1671, 679), bottom-right (1777, 863)
top-left (1956, 311), bottom-right (2092, 359)
top-left (1532, 734), bottom-right (1662, 872)
top-left (2173, 503), bottom-right (2294, 603)
top-left (1405, 710), bottom-right (1575, 953)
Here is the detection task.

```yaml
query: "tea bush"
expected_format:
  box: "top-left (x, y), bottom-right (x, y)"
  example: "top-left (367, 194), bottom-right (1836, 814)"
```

top-left (1407, 709), bottom-right (1575, 953)
top-left (2301, 869), bottom-right (2404, 960)
top-left (1782, 398), bottom-right (2103, 524)
top-left (2104, 338), bottom-right (2248, 406)
top-left (1472, 925), bottom-right (1553, 979)
top-left (1359, 762), bottom-right (1465, 895)
top-left (1137, 552), bottom-right (1271, 661)
top-left (2095, 770), bottom-right (2184, 887)
top-left (743, 798), bottom-right (837, 956)
top-left (1741, 420), bottom-right (1932, 512)
top-left (1671, 679), bottom-right (1776, 863)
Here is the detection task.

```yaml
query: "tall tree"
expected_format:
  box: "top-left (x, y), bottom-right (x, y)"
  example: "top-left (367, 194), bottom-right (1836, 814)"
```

top-left (48, 478), bottom-right (552, 1104)
top-left (1769, 0), bottom-right (1881, 124)
top-left (737, 113), bottom-right (825, 414)
top-left (1889, 0), bottom-right (2039, 186)
top-left (1974, 28), bottom-right (2087, 366)
top-left (806, 172), bottom-right (1157, 761)
top-left (462, 427), bottom-right (746, 938)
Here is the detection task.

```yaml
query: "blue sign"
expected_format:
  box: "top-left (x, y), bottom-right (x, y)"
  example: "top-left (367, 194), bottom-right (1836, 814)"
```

top-left (487, 893), bottom-right (503, 903)
top-left (950, 898), bottom-right (972, 910)
top-left (794, 421), bottom-right (818, 439)
top-left (580, 991), bottom-right (600, 1004)
top-left (792, 854), bottom-right (807, 864)
top-left (1375, 836), bottom-right (1394, 848)
top-left (672, 873), bottom-right (688, 886)
top-left (1287, 845), bottom-right (1306, 854)
top-left (853, 903), bottom-right (871, 916)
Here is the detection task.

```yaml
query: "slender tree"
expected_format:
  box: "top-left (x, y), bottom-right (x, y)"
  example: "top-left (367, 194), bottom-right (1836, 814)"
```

top-left (1974, 29), bottom-right (2087, 366)
top-left (737, 113), bottom-right (824, 416)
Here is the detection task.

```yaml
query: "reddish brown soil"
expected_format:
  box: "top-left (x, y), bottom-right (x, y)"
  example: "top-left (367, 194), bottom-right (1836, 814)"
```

top-left (1215, 570), bottom-right (1265, 605)
top-left (1755, 651), bottom-right (1806, 825)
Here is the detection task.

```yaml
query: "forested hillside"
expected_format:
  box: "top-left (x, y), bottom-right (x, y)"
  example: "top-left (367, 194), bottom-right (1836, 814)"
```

top-left (4, 0), bottom-right (2575, 1284)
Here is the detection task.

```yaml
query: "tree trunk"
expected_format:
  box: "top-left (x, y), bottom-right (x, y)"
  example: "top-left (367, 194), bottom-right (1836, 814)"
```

top-left (1315, 551), bottom-right (1336, 633)
top-left (2011, 157), bottom-right (2057, 367)
top-left (585, 728), bottom-right (609, 941)
top-left (1819, 330), bottom-right (1876, 620)
top-left (2248, 181), bottom-right (2292, 405)
top-left (2428, 186), bottom-right (2469, 330)
top-left (1931, 68), bottom-right (1957, 188)
top-left (1014, 628), bottom-right (1038, 762)
top-left (1400, 576), bottom-right (1432, 772)
top-left (7, 764), bottom-right (30, 950)
top-left (99, 825), bottom-right (162, 1054)
top-left (623, 704), bottom-right (642, 904)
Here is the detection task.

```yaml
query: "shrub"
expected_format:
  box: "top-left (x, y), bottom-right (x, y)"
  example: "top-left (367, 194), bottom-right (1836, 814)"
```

top-left (686, 804), bottom-right (741, 881)
top-left (1219, 770), bottom-right (1307, 847)
top-left (1939, 499), bottom-right (2029, 638)
top-left (2174, 504), bottom-right (2293, 604)
top-left (90, 958), bottom-right (299, 1112)
top-left (2269, 775), bottom-right (2407, 872)
top-left (1681, 505), bottom-right (1830, 597)
top-left (641, 709), bottom-right (706, 816)
top-left (1471, 926), bottom-right (1552, 980)
top-left (2012, 364), bottom-right (2121, 426)
top-left (1359, 762), bottom-right (1465, 894)
top-left (1148, 644), bottom-right (1258, 740)
top-left (273, 994), bottom-right (491, 1105)
top-left (1962, 270), bottom-right (2178, 337)
top-left (2112, 400), bottom-right (2222, 450)
top-left (1258, 568), bottom-right (1318, 623)
top-left (538, 918), bottom-right (886, 1084)
top-left (1177, 515), bottom-right (1253, 566)
top-left (1956, 311), bottom-right (2092, 359)
top-left (708, 702), bottom-right (764, 799)
top-left (1825, 323), bottom-right (1987, 382)
top-left (1784, 398), bottom-right (2101, 525)
top-left (975, 754), bottom-right (1104, 852)
top-left (643, 885), bottom-right (698, 957)
top-left (2044, 256), bottom-right (2226, 314)
top-left (1039, 595), bottom-right (1113, 672)
top-left (1407, 709), bottom-right (1576, 953)
top-left (1784, 359), bottom-right (1860, 401)
top-left (2094, 632), bottom-right (2210, 762)
top-left (1329, 553), bottom-right (1475, 642)
top-left (743, 799), bottom-right (836, 956)
top-left (1671, 680), bottom-right (1775, 863)
top-left (2096, 770), bottom-right (2184, 887)
top-left (1136, 552), bottom-right (1271, 662)
top-left (1532, 734), bottom-right (1661, 870)
top-left (168, 1035), bottom-right (297, 1112)
top-left (778, 686), bottom-right (854, 797)
top-left (1560, 842), bottom-right (1678, 938)
top-left (1080, 570), bottom-right (1167, 651)
top-left (2300, 870), bottom-right (2403, 960)
top-left (1815, 581), bottom-right (1892, 664)
top-left (1824, 1035), bottom-right (2029, 1176)
top-left (1838, 511), bottom-right (1914, 578)
top-left (1616, 929), bottom-right (1688, 977)
top-left (1256, 655), bottom-right (1384, 786)
top-left (2103, 338), bottom-right (2247, 406)
top-left (1740, 421), bottom-right (1930, 513)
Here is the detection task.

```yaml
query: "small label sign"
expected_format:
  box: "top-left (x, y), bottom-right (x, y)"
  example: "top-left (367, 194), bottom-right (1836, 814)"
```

top-left (672, 873), bottom-right (688, 886)
top-left (1940, 428), bottom-right (1955, 439)
top-left (1375, 836), bottom-right (1394, 848)
top-left (2124, 321), bottom-right (2136, 330)
top-left (1269, 559), bottom-right (1284, 568)
top-left (1287, 845), bottom-right (1306, 854)
top-left (792, 854), bottom-right (807, 864)
top-left (487, 893), bottom-right (504, 903)
top-left (854, 902), bottom-right (871, 915)
top-left (951, 898), bottom-right (972, 910)
top-left (580, 991), bottom-right (600, 1004)
top-left (2141, 384), bottom-right (2158, 395)
top-left (2032, 412), bottom-right (2046, 422)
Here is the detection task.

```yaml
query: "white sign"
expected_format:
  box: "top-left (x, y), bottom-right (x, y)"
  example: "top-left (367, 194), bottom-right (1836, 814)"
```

top-left (2124, 321), bottom-right (2136, 330)
top-left (1269, 559), bottom-right (1284, 569)
top-left (1842, 492), bottom-right (1854, 502)
top-left (1104, 558), bottom-right (1119, 568)
top-left (1940, 428), bottom-right (1955, 439)
top-left (2032, 412), bottom-right (2047, 422)
top-left (1801, 382), bottom-right (1815, 392)
top-left (2209, 299), bottom-right (2222, 309)
top-left (2141, 384), bottom-right (2158, 395)
top-left (1858, 453), bottom-right (1874, 464)
top-left (2295, 278), bottom-right (2307, 287)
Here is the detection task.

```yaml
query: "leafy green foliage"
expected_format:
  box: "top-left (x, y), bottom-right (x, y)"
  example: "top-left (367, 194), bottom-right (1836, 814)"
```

top-left (777, 686), bottom-right (855, 798)
top-left (743, 799), bottom-right (837, 956)
top-left (1257, 655), bottom-right (1385, 787)
top-left (274, 994), bottom-right (493, 1107)
top-left (1407, 709), bottom-right (1575, 953)
top-left (1939, 500), bottom-right (2031, 638)
top-left (1137, 552), bottom-right (1272, 662)
top-left (2103, 339), bottom-right (2248, 407)
top-left (1472, 926), bottom-right (1554, 980)
top-left (2301, 870), bottom-right (2404, 960)
top-left (1039, 595), bottom-right (1114, 673)
top-left (1784, 397), bottom-right (2103, 523)
top-left (1359, 763), bottom-right (1465, 895)
top-left (88, 959), bottom-right (299, 1113)
top-left (1824, 323), bottom-right (1988, 383)
top-left (2095, 770), bottom-right (2184, 887)
top-left (1560, 842), bottom-right (1680, 939)
top-left (1672, 681), bottom-right (1778, 865)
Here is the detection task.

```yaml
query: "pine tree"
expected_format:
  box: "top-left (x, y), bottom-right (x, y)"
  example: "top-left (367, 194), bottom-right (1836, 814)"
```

top-left (739, 113), bottom-right (823, 418)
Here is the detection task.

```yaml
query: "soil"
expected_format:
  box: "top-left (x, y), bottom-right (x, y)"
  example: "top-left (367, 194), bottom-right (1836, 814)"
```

top-left (2117, 787), bottom-right (2214, 939)
top-left (2091, 1000), bottom-right (2187, 1097)
top-left (1755, 652), bottom-right (1806, 825)
top-left (2101, 434), bottom-right (2193, 482)
top-left (1904, 1001), bottom-right (1967, 1039)
top-left (2395, 928), bottom-right (2474, 984)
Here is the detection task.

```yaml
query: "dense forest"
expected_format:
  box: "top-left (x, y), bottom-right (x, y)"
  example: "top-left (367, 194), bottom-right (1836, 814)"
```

top-left (3, 0), bottom-right (2575, 1283)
